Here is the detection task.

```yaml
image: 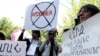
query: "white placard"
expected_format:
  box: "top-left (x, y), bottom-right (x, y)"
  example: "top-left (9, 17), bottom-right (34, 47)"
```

top-left (0, 40), bottom-right (26, 56)
top-left (59, 12), bottom-right (100, 56)
top-left (24, 0), bottom-right (59, 30)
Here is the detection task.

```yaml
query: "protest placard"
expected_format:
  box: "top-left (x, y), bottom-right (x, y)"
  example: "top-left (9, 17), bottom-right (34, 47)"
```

top-left (0, 40), bottom-right (26, 56)
top-left (59, 13), bottom-right (100, 56)
top-left (24, 0), bottom-right (59, 30)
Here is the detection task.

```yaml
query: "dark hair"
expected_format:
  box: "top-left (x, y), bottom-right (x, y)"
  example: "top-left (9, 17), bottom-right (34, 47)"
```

top-left (32, 30), bottom-right (41, 37)
top-left (75, 19), bottom-right (80, 26)
top-left (76, 4), bottom-right (100, 25)
top-left (48, 30), bottom-right (54, 36)
top-left (0, 32), bottom-right (6, 40)
top-left (63, 29), bottom-right (69, 32)
top-left (78, 4), bottom-right (100, 18)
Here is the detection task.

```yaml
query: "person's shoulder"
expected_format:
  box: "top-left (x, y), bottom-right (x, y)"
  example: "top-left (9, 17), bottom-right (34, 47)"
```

top-left (24, 38), bottom-right (32, 42)
top-left (39, 41), bottom-right (42, 44)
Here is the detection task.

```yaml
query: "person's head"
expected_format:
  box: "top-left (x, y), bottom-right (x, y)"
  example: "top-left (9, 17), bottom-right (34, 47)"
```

top-left (78, 4), bottom-right (100, 23)
top-left (0, 32), bottom-right (6, 40)
top-left (50, 28), bottom-right (58, 37)
top-left (32, 30), bottom-right (41, 40)
top-left (47, 30), bottom-right (55, 41)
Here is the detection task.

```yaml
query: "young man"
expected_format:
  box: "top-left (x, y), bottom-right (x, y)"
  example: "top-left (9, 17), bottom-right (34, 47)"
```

top-left (39, 30), bottom-right (59, 56)
top-left (18, 29), bottom-right (41, 56)
top-left (77, 4), bottom-right (100, 23)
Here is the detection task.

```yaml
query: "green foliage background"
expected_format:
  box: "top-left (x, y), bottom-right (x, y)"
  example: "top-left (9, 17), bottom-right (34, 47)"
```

top-left (62, 0), bottom-right (100, 29)
top-left (0, 17), bottom-right (20, 40)
top-left (57, 0), bottom-right (100, 44)
top-left (0, 0), bottom-right (100, 44)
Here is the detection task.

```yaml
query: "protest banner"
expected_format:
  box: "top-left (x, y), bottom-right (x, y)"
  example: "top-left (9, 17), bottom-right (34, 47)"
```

top-left (0, 40), bottom-right (26, 56)
top-left (24, 0), bottom-right (59, 30)
top-left (59, 13), bottom-right (100, 56)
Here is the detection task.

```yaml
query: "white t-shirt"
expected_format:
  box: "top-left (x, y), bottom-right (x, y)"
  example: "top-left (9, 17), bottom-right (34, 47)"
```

top-left (27, 39), bottom-right (39, 55)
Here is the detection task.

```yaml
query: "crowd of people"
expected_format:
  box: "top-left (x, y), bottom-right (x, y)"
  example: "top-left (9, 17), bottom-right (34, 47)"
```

top-left (0, 4), bottom-right (100, 56)
top-left (16, 28), bottom-right (61, 56)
